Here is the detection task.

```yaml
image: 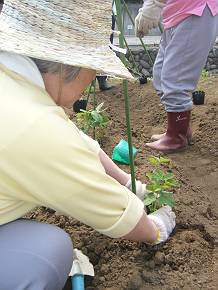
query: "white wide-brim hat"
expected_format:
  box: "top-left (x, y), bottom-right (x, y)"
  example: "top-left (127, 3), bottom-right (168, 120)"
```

top-left (0, 0), bottom-right (133, 79)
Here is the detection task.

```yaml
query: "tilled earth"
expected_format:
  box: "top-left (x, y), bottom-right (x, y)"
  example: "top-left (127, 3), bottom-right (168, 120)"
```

top-left (28, 76), bottom-right (218, 290)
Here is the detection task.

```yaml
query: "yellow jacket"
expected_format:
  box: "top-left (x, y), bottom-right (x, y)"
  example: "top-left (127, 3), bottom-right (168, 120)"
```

top-left (0, 64), bottom-right (143, 238)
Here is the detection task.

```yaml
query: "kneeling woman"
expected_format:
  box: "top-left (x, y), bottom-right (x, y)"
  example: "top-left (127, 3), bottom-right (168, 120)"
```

top-left (0, 1), bottom-right (175, 289)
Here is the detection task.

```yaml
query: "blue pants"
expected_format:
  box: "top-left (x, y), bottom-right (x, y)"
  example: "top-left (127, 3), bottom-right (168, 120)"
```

top-left (0, 219), bottom-right (73, 290)
top-left (153, 6), bottom-right (218, 112)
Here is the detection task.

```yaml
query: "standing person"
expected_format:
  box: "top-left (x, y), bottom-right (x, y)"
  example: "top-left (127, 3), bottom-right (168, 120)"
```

top-left (96, 1), bottom-right (117, 91)
top-left (135, 0), bottom-right (218, 153)
top-left (97, 75), bottom-right (112, 91)
top-left (0, 1), bottom-right (175, 290)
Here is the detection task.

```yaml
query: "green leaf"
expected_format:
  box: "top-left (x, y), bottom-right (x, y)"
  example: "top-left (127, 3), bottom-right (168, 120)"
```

top-left (96, 102), bottom-right (104, 112)
top-left (164, 172), bottom-right (174, 180)
top-left (145, 155), bottom-right (178, 211)
top-left (152, 169), bottom-right (165, 183)
top-left (147, 184), bottom-right (162, 192)
top-left (84, 84), bottom-right (95, 94)
top-left (159, 156), bottom-right (171, 164)
top-left (164, 180), bottom-right (179, 188)
top-left (148, 156), bottom-right (160, 166)
top-left (144, 192), bottom-right (157, 206)
top-left (159, 191), bottom-right (174, 207)
top-left (146, 172), bottom-right (153, 181)
top-left (91, 111), bottom-right (103, 123)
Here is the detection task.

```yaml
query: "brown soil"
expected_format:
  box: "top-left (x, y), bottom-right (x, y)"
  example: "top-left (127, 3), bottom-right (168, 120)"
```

top-left (28, 76), bottom-right (218, 290)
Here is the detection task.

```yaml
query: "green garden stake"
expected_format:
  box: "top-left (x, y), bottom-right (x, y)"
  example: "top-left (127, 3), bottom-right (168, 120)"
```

top-left (84, 79), bottom-right (97, 140)
top-left (158, 22), bottom-right (164, 34)
top-left (91, 79), bottom-right (97, 140)
top-left (92, 79), bottom-right (97, 109)
top-left (86, 81), bottom-right (96, 105)
top-left (112, 139), bottom-right (138, 165)
top-left (115, 0), bottom-right (136, 194)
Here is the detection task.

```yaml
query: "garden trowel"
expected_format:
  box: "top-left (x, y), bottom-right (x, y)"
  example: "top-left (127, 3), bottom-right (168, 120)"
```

top-left (69, 249), bottom-right (94, 290)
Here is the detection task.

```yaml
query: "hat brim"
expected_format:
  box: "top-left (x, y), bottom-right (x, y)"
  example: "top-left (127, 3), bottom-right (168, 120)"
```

top-left (0, 0), bottom-right (134, 80)
top-left (0, 30), bottom-right (134, 79)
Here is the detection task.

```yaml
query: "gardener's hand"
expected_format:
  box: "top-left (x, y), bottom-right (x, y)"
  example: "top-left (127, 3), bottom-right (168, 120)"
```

top-left (135, 0), bottom-right (165, 38)
top-left (125, 175), bottom-right (147, 201)
top-left (147, 206), bottom-right (176, 244)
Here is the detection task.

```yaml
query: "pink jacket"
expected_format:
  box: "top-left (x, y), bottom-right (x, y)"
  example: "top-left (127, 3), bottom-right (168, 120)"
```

top-left (162, 0), bottom-right (218, 29)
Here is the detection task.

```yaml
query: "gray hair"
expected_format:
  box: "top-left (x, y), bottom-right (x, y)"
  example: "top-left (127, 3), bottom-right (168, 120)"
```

top-left (31, 58), bottom-right (81, 83)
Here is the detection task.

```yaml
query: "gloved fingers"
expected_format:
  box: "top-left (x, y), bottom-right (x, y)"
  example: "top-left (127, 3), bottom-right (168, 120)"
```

top-left (143, 18), bottom-right (158, 31)
top-left (157, 205), bottom-right (173, 215)
top-left (125, 176), bottom-right (147, 201)
top-left (141, 183), bottom-right (147, 195)
top-left (152, 19), bottom-right (160, 29)
top-left (136, 30), bottom-right (144, 38)
top-left (167, 210), bottom-right (176, 230)
top-left (135, 13), bottom-right (143, 37)
top-left (160, 206), bottom-right (176, 222)
top-left (162, 206), bottom-right (176, 231)
top-left (165, 205), bottom-right (176, 219)
top-left (135, 183), bottom-right (147, 201)
top-left (151, 206), bottom-right (176, 232)
top-left (138, 17), bottom-right (150, 37)
top-left (137, 28), bottom-right (148, 38)
top-left (148, 206), bottom-right (176, 244)
top-left (152, 21), bottom-right (157, 29)
top-left (135, 13), bottom-right (150, 38)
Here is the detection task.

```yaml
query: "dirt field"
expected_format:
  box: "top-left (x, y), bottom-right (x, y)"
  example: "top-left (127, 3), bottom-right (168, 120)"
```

top-left (28, 76), bottom-right (218, 290)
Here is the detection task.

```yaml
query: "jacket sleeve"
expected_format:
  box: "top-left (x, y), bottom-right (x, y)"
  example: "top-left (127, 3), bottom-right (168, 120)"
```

top-left (6, 110), bottom-right (144, 238)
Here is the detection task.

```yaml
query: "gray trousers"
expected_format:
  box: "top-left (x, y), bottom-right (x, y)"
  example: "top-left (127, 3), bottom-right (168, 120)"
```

top-left (0, 219), bottom-right (73, 290)
top-left (153, 6), bottom-right (218, 112)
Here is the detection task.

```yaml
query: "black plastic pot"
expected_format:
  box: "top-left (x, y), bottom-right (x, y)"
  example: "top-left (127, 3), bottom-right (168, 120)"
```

top-left (192, 91), bottom-right (205, 105)
top-left (73, 99), bottom-right (88, 113)
top-left (139, 76), bottom-right (148, 85)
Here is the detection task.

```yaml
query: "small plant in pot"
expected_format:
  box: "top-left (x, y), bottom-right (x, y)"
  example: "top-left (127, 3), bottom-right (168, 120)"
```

top-left (73, 99), bottom-right (88, 113)
top-left (139, 75), bottom-right (148, 85)
top-left (144, 156), bottom-right (179, 213)
top-left (192, 69), bottom-right (209, 105)
top-left (73, 82), bottom-right (96, 113)
top-left (192, 90), bottom-right (205, 105)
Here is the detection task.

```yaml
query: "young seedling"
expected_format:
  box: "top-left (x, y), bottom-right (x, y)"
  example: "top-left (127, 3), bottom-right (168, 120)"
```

top-left (201, 69), bottom-right (209, 80)
top-left (144, 156), bottom-right (179, 213)
top-left (193, 69), bottom-right (210, 105)
top-left (84, 84), bottom-right (95, 95)
top-left (197, 69), bottom-right (212, 89)
top-left (76, 102), bottom-right (109, 141)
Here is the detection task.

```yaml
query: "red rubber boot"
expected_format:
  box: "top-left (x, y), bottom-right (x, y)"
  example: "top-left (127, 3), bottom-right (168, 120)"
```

top-left (146, 111), bottom-right (191, 153)
top-left (151, 126), bottom-right (192, 145)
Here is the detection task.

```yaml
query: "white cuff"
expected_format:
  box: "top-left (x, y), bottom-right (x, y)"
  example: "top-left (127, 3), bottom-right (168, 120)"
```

top-left (147, 215), bottom-right (168, 243)
top-left (96, 190), bottom-right (144, 238)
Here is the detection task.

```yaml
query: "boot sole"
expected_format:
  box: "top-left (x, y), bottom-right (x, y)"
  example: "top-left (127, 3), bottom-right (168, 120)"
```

top-left (159, 145), bottom-right (188, 154)
top-left (151, 137), bottom-right (192, 146)
top-left (146, 143), bottom-right (189, 154)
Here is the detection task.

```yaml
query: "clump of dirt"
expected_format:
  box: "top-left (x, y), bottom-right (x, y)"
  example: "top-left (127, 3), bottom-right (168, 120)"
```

top-left (27, 76), bottom-right (218, 290)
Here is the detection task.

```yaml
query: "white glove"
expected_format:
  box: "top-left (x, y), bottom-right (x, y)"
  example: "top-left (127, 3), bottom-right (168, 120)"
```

top-left (125, 175), bottom-right (147, 201)
top-left (148, 206), bottom-right (176, 244)
top-left (135, 0), bottom-right (165, 38)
